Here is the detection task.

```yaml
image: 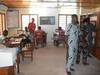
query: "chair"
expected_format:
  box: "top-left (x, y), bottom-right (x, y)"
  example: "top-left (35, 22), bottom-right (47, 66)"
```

top-left (20, 42), bottom-right (34, 61)
top-left (58, 36), bottom-right (66, 47)
top-left (53, 32), bottom-right (66, 47)
top-left (43, 32), bottom-right (47, 47)
top-left (34, 31), bottom-right (44, 48)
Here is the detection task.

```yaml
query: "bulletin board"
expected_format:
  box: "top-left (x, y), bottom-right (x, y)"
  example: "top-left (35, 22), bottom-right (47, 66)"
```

top-left (7, 10), bottom-right (19, 28)
top-left (40, 16), bottom-right (55, 25)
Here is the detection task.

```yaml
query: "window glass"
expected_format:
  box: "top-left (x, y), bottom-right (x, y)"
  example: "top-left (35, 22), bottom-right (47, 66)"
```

top-left (59, 15), bottom-right (66, 30)
top-left (22, 15), bottom-right (29, 30)
top-left (58, 15), bottom-right (71, 30)
top-left (22, 14), bottom-right (38, 30)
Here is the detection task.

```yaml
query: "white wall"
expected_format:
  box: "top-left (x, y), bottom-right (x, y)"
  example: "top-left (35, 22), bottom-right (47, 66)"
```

top-left (8, 8), bottom-right (58, 42)
top-left (8, 7), bottom-right (77, 42)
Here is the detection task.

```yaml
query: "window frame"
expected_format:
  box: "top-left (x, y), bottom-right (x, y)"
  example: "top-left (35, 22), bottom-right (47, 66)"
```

top-left (0, 13), bottom-right (6, 34)
top-left (58, 14), bottom-right (71, 30)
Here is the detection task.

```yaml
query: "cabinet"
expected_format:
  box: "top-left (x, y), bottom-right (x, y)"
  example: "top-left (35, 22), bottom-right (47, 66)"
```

top-left (0, 66), bottom-right (15, 75)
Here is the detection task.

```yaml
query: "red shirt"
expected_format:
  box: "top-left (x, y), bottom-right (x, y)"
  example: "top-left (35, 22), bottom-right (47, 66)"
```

top-left (35, 30), bottom-right (44, 39)
top-left (28, 22), bottom-right (36, 33)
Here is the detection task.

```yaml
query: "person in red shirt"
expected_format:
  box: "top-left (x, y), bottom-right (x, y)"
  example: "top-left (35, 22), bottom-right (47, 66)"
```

top-left (28, 18), bottom-right (36, 42)
top-left (28, 18), bottom-right (36, 33)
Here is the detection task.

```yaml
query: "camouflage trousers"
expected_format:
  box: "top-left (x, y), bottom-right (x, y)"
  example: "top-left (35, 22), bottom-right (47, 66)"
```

top-left (76, 42), bottom-right (88, 64)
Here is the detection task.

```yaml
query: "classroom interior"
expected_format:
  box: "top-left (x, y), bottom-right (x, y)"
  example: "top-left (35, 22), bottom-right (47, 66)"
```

top-left (0, 0), bottom-right (100, 75)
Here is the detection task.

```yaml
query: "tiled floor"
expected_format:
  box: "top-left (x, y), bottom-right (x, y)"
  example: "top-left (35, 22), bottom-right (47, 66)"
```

top-left (17, 43), bottom-right (100, 75)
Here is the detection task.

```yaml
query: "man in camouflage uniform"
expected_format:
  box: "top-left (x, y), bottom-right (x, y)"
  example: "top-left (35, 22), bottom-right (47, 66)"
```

top-left (85, 17), bottom-right (96, 57)
top-left (76, 18), bottom-right (89, 65)
top-left (65, 14), bottom-right (80, 75)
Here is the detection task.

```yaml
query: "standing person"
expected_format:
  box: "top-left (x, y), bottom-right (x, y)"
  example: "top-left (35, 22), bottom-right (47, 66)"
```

top-left (84, 17), bottom-right (96, 57)
top-left (28, 18), bottom-right (36, 42)
top-left (76, 18), bottom-right (89, 65)
top-left (65, 14), bottom-right (80, 75)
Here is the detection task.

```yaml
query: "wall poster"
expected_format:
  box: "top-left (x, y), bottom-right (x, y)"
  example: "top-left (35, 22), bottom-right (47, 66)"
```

top-left (40, 16), bottom-right (55, 25)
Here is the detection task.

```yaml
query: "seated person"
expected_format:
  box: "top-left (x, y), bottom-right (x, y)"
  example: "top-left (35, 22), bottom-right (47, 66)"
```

top-left (53, 27), bottom-right (65, 46)
top-left (0, 31), bottom-right (8, 47)
top-left (19, 27), bottom-right (31, 49)
top-left (0, 33), bottom-right (4, 43)
top-left (19, 27), bottom-right (30, 38)
top-left (24, 27), bottom-right (30, 38)
top-left (34, 26), bottom-right (44, 48)
top-left (24, 27), bottom-right (32, 42)
top-left (19, 36), bottom-right (31, 50)
top-left (53, 29), bottom-right (59, 46)
top-left (0, 30), bottom-right (16, 47)
top-left (0, 30), bottom-right (9, 44)
top-left (42, 31), bottom-right (47, 47)
top-left (19, 27), bottom-right (31, 43)
top-left (58, 27), bottom-right (65, 41)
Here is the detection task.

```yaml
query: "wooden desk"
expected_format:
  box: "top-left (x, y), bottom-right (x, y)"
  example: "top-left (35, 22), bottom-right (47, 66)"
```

top-left (1, 37), bottom-right (22, 74)
top-left (0, 66), bottom-right (15, 75)
top-left (8, 43), bottom-right (20, 74)
top-left (2, 42), bottom-right (20, 74)
top-left (0, 48), bottom-right (18, 75)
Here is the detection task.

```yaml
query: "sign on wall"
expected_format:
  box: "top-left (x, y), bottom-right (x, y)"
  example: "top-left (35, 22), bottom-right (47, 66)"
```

top-left (40, 16), bottom-right (55, 25)
top-left (7, 10), bottom-right (19, 28)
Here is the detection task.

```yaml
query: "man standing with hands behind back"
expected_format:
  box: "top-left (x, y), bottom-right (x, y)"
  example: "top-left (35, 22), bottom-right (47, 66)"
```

top-left (28, 18), bottom-right (36, 42)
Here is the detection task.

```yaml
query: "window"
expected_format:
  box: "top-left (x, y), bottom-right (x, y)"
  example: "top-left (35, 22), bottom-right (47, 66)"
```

top-left (0, 13), bottom-right (6, 35)
top-left (67, 15), bottom-right (71, 25)
top-left (58, 15), bottom-right (66, 30)
top-left (22, 14), bottom-right (38, 30)
top-left (58, 14), bottom-right (71, 30)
